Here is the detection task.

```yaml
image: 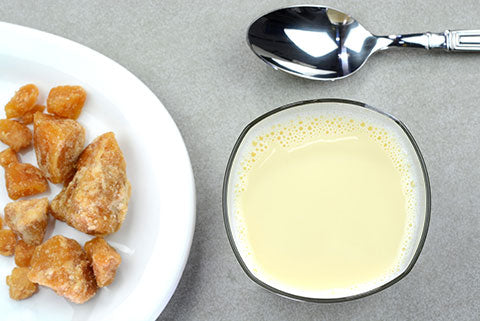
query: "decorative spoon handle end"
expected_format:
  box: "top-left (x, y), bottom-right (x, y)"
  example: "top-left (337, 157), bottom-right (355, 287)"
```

top-left (446, 30), bottom-right (480, 51)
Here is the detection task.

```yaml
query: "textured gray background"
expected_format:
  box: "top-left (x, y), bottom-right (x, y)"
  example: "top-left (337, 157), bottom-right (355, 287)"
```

top-left (1, 1), bottom-right (479, 320)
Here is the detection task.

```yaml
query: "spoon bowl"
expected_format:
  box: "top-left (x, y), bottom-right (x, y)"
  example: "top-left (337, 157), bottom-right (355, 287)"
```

top-left (247, 6), bottom-right (480, 80)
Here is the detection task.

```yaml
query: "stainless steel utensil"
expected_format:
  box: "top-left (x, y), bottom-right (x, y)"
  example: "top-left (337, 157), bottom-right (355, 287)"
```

top-left (247, 5), bottom-right (480, 80)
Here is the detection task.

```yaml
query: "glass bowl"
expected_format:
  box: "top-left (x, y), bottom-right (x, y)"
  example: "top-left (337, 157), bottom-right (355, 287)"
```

top-left (222, 98), bottom-right (431, 302)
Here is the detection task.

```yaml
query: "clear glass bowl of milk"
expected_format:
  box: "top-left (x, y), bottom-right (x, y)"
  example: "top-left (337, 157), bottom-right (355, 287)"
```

top-left (223, 99), bottom-right (431, 302)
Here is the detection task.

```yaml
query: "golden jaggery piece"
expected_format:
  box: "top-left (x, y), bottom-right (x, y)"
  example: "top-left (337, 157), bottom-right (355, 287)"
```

top-left (4, 198), bottom-right (49, 245)
top-left (0, 148), bottom-right (19, 167)
top-left (5, 163), bottom-right (49, 200)
top-left (5, 84), bottom-right (39, 119)
top-left (0, 229), bottom-right (16, 256)
top-left (46, 86), bottom-right (86, 119)
top-left (15, 240), bottom-right (36, 267)
top-left (0, 119), bottom-right (32, 151)
top-left (84, 237), bottom-right (121, 287)
top-left (28, 235), bottom-right (97, 304)
top-left (51, 132), bottom-right (131, 235)
top-left (6, 267), bottom-right (38, 300)
top-left (33, 112), bottom-right (85, 183)
top-left (0, 216), bottom-right (2, 228)
top-left (19, 104), bottom-right (45, 125)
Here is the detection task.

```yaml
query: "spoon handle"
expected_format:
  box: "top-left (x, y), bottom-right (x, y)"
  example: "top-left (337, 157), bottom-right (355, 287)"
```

top-left (380, 30), bottom-right (480, 52)
top-left (445, 30), bottom-right (480, 51)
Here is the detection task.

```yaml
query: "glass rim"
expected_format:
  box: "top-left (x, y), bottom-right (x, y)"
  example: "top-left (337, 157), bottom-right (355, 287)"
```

top-left (222, 98), bottom-right (432, 303)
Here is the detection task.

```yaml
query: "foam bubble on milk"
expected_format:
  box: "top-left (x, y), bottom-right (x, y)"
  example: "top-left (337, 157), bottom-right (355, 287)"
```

top-left (230, 111), bottom-right (422, 299)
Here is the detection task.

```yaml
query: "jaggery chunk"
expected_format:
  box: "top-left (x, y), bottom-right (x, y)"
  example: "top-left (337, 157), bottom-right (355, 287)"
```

top-left (6, 267), bottom-right (38, 300)
top-left (84, 237), bottom-right (121, 287)
top-left (19, 104), bottom-right (45, 125)
top-left (5, 163), bottom-right (48, 200)
top-left (0, 119), bottom-right (32, 151)
top-left (0, 216), bottom-right (2, 228)
top-left (28, 235), bottom-right (97, 304)
top-left (15, 240), bottom-right (36, 267)
top-left (5, 84), bottom-right (39, 119)
top-left (0, 148), bottom-right (19, 167)
top-left (0, 229), bottom-right (16, 256)
top-left (47, 86), bottom-right (86, 119)
top-left (5, 198), bottom-right (49, 245)
top-left (51, 132), bottom-right (131, 235)
top-left (33, 112), bottom-right (85, 183)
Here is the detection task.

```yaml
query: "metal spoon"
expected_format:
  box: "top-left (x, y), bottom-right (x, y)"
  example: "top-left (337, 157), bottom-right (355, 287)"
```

top-left (247, 5), bottom-right (480, 80)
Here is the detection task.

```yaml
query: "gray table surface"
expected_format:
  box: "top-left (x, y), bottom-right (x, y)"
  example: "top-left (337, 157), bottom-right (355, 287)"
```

top-left (1, 1), bottom-right (479, 320)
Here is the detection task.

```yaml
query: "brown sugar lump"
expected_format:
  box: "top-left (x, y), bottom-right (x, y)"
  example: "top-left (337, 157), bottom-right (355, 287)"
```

top-left (51, 132), bottom-right (131, 235)
top-left (28, 235), bottom-right (97, 304)
top-left (47, 85), bottom-right (86, 119)
top-left (6, 267), bottom-right (38, 300)
top-left (0, 148), bottom-right (19, 168)
top-left (0, 229), bottom-right (16, 256)
top-left (4, 198), bottom-right (49, 245)
top-left (5, 84), bottom-right (39, 119)
top-left (84, 237), bottom-right (121, 287)
top-left (0, 119), bottom-right (32, 151)
top-left (19, 104), bottom-right (45, 125)
top-left (15, 240), bottom-right (36, 267)
top-left (33, 112), bottom-right (85, 183)
top-left (5, 163), bottom-right (48, 200)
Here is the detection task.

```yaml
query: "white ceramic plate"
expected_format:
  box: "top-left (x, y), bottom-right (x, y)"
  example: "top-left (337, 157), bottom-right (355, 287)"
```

top-left (0, 22), bottom-right (195, 321)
